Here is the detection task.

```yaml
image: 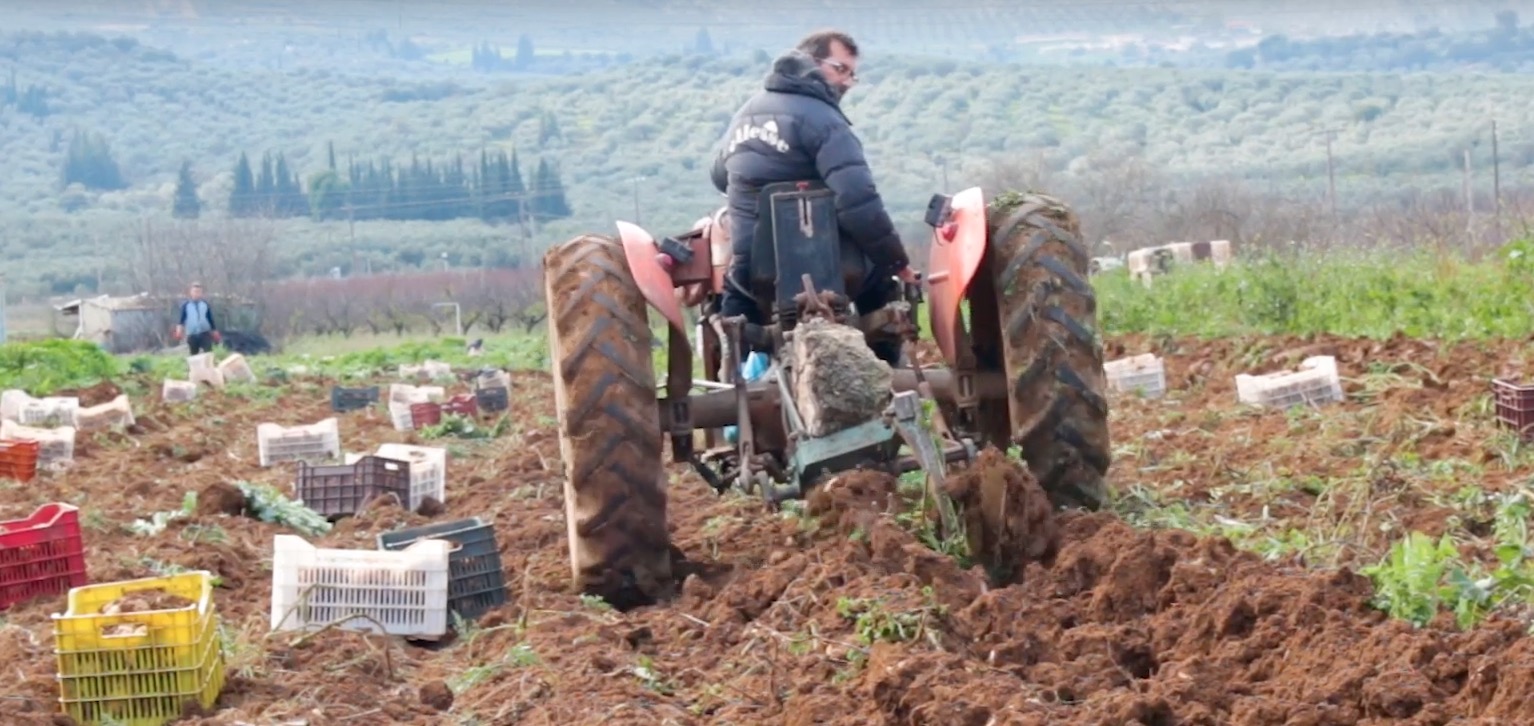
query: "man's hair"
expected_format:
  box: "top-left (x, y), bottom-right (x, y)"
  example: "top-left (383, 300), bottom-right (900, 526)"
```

top-left (796, 29), bottom-right (858, 61)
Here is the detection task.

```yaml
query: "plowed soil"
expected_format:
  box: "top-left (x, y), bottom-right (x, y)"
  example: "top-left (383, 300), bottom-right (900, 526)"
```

top-left (0, 331), bottom-right (1532, 725)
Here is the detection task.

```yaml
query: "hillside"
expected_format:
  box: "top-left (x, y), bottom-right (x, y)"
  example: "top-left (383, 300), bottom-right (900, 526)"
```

top-left (9, 0), bottom-right (1528, 63)
top-left (4, 29), bottom-right (1534, 297)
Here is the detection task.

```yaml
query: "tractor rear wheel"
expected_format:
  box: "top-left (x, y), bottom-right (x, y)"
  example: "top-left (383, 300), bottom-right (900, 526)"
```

top-left (970, 191), bottom-right (1112, 510)
top-left (542, 234), bottom-right (674, 609)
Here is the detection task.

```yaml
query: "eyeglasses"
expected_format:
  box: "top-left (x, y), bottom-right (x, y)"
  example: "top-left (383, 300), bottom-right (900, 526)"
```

top-left (822, 59), bottom-right (858, 81)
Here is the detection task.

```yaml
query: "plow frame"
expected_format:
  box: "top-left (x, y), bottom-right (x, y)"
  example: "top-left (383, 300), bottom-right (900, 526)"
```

top-left (615, 186), bottom-right (1000, 504)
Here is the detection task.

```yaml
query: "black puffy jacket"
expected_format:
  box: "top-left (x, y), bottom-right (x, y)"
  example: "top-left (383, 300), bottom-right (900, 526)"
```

top-left (709, 50), bottom-right (909, 290)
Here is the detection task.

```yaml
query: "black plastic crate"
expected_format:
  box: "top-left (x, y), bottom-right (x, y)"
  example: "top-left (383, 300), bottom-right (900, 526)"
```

top-left (475, 386), bottom-right (509, 414)
top-left (331, 385), bottom-right (380, 413)
top-left (376, 517), bottom-right (507, 623)
top-left (295, 455), bottom-right (411, 519)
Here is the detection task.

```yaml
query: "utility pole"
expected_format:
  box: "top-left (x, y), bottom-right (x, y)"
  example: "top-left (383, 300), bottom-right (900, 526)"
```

top-left (1463, 149), bottom-right (1475, 242)
top-left (630, 176), bottom-right (646, 225)
top-left (1492, 119), bottom-right (1502, 241)
top-left (1323, 130), bottom-right (1338, 224)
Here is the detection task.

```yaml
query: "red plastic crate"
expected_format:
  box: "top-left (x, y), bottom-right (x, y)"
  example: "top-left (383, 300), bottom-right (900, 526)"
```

top-left (1494, 378), bottom-right (1534, 442)
top-left (443, 393), bottom-right (477, 417)
top-left (409, 401), bottom-right (442, 429)
top-left (0, 439), bottom-right (40, 483)
top-left (0, 502), bottom-right (88, 610)
top-left (409, 394), bottom-right (478, 429)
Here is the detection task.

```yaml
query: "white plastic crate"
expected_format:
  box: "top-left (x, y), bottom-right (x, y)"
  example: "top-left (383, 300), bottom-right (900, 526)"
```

top-left (217, 353), bottom-right (257, 384)
top-left (387, 401), bottom-right (415, 432)
top-left (72, 394), bottom-right (135, 432)
top-left (1104, 353), bottom-right (1166, 399)
top-left (375, 443), bottom-right (447, 510)
top-left (344, 443), bottom-right (446, 510)
top-left (1236, 355), bottom-right (1344, 409)
top-left (475, 369), bottom-right (511, 391)
top-left (1, 390), bottom-right (80, 427)
top-left (163, 379), bottom-right (198, 403)
top-left (387, 384), bottom-right (445, 432)
top-left (256, 418), bottom-right (341, 467)
top-left (269, 534), bottom-right (451, 637)
top-left (0, 420), bottom-right (77, 471)
top-left (399, 361), bottom-right (453, 381)
top-left (188, 353), bottom-right (225, 388)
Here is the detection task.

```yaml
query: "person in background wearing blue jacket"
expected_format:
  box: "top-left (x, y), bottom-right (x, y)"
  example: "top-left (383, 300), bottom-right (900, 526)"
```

top-left (173, 282), bottom-right (221, 354)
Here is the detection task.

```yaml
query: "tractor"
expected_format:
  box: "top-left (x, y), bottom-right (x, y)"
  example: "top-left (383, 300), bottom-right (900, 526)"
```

top-left (541, 182), bottom-right (1111, 609)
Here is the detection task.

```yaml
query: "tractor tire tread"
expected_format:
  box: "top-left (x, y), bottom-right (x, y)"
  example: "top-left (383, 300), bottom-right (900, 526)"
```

top-left (543, 234), bottom-right (673, 609)
top-left (986, 192), bottom-right (1112, 510)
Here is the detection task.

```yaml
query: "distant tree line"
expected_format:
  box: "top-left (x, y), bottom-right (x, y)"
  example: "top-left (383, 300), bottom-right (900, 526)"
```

top-left (469, 34), bottom-right (634, 73)
top-left (471, 36), bottom-right (537, 72)
top-left (167, 141), bottom-right (574, 224)
top-left (1225, 12), bottom-right (1534, 72)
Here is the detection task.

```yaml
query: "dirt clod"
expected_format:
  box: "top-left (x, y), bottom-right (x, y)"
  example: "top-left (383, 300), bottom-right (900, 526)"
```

top-left (415, 495), bottom-right (445, 517)
top-left (418, 680), bottom-right (454, 711)
top-left (197, 480), bottom-right (247, 516)
top-left (945, 447), bottom-right (1060, 584)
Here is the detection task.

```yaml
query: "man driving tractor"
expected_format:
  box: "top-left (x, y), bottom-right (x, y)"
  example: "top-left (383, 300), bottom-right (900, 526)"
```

top-left (709, 29), bottom-right (917, 366)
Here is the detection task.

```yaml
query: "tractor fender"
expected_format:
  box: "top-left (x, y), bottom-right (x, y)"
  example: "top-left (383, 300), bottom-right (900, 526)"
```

top-left (616, 220), bottom-right (686, 334)
top-left (925, 186), bottom-right (987, 363)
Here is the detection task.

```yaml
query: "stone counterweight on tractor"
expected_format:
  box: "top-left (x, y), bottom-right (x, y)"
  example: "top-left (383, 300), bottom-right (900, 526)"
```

top-left (542, 183), bottom-right (1111, 609)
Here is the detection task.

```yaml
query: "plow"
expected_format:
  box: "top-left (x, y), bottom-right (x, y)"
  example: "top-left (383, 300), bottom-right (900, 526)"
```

top-left (542, 183), bottom-right (1111, 609)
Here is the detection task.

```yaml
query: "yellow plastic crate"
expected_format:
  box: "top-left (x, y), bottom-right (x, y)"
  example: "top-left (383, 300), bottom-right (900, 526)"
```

top-left (51, 571), bottom-right (226, 726)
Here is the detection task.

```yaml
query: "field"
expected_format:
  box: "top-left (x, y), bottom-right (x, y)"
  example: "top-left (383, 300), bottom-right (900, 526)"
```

top-left (3, 247), bottom-right (1534, 725)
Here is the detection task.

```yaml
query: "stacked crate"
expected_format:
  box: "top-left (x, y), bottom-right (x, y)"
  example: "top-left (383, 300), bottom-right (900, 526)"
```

top-left (360, 443), bottom-right (447, 511)
top-left (0, 439), bottom-right (40, 483)
top-left (388, 384), bottom-right (445, 432)
top-left (269, 534), bottom-right (451, 638)
top-left (378, 517), bottom-right (507, 623)
top-left (51, 571), bottom-right (225, 726)
top-left (474, 370), bottom-right (511, 414)
top-left (294, 455), bottom-right (413, 519)
top-left (0, 420), bottom-right (77, 471)
top-left (408, 393), bottom-right (478, 429)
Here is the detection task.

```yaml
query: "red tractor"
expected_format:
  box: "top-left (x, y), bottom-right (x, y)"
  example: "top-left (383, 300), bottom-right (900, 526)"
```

top-left (541, 183), bottom-right (1110, 608)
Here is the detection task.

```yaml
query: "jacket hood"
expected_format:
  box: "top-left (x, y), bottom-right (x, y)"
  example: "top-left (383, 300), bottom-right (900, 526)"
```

top-left (763, 49), bottom-right (849, 120)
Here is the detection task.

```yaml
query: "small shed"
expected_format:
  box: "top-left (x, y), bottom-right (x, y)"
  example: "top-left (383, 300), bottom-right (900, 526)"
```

top-left (55, 293), bottom-right (259, 354)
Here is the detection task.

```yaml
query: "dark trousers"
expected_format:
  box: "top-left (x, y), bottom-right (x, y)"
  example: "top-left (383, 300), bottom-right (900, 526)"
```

top-left (187, 331), bottom-right (215, 355)
top-left (718, 267), bottom-right (902, 366)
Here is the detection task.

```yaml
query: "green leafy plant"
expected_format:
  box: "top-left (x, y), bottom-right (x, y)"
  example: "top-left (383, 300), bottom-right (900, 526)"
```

top-left (0, 339), bottom-right (122, 394)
